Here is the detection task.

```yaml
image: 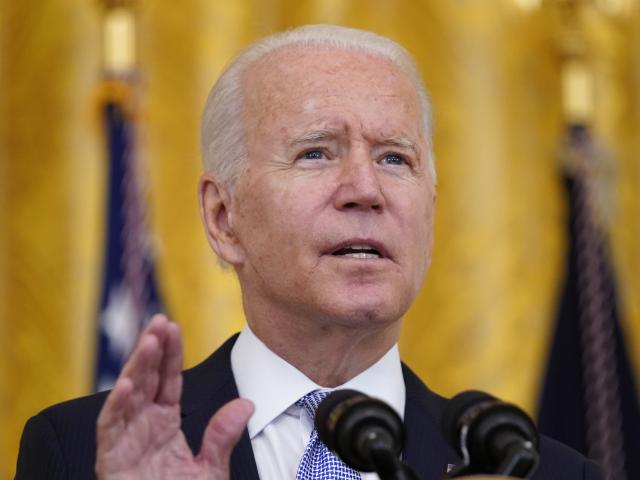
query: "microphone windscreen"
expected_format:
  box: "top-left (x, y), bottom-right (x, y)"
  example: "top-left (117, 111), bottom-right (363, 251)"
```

top-left (441, 390), bottom-right (496, 448)
top-left (441, 390), bottom-right (540, 478)
top-left (315, 389), bottom-right (367, 451)
top-left (314, 389), bottom-right (406, 472)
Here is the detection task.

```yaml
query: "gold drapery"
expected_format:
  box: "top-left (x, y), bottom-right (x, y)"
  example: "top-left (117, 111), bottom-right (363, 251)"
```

top-left (0, 1), bottom-right (103, 477)
top-left (1, 1), bottom-right (639, 478)
top-left (396, 1), bottom-right (566, 410)
top-left (584, 2), bottom-right (640, 381)
top-left (627, 4), bottom-right (640, 373)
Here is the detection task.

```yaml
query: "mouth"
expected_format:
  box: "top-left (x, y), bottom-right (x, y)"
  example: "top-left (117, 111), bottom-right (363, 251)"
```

top-left (327, 240), bottom-right (390, 260)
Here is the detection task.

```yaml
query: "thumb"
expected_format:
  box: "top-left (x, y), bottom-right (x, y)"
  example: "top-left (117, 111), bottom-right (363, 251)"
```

top-left (197, 398), bottom-right (254, 474)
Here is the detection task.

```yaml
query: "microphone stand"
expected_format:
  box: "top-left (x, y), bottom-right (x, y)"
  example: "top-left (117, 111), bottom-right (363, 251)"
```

top-left (366, 436), bottom-right (420, 480)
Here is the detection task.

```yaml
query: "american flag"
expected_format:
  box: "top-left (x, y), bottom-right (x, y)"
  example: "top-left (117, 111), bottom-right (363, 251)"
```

top-left (95, 100), bottom-right (163, 391)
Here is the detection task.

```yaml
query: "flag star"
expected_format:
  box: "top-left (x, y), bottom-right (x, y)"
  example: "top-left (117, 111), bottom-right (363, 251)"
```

top-left (101, 284), bottom-right (139, 358)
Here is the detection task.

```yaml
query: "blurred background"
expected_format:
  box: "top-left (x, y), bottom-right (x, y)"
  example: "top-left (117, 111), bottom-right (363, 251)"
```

top-left (1, 0), bottom-right (639, 478)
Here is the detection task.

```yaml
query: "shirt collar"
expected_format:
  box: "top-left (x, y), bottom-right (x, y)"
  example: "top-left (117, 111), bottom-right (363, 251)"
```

top-left (230, 324), bottom-right (406, 439)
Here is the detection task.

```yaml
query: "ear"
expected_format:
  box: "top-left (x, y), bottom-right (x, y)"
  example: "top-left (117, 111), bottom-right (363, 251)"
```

top-left (198, 173), bottom-right (245, 265)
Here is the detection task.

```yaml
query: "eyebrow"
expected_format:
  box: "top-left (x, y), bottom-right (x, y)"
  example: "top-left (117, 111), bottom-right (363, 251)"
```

top-left (289, 129), bottom-right (338, 146)
top-left (379, 137), bottom-right (420, 157)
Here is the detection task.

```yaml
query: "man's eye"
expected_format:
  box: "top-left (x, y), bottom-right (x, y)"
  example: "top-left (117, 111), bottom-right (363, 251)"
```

top-left (381, 153), bottom-right (407, 166)
top-left (301, 150), bottom-right (325, 160)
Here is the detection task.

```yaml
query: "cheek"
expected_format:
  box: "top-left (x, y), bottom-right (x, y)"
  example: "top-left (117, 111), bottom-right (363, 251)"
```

top-left (234, 186), bottom-right (272, 247)
top-left (397, 189), bottom-right (430, 229)
top-left (277, 197), bottom-right (325, 256)
top-left (238, 183), bottom-right (317, 252)
top-left (396, 194), bottom-right (434, 264)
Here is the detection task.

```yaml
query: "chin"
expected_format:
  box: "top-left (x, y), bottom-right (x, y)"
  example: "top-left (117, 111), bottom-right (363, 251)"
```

top-left (320, 290), bottom-right (409, 330)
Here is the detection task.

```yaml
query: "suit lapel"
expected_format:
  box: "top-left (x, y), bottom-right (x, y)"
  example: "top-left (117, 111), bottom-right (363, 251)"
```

top-left (402, 364), bottom-right (460, 480)
top-left (179, 334), bottom-right (260, 480)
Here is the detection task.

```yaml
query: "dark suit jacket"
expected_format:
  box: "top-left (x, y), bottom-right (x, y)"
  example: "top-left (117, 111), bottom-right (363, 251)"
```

top-left (16, 335), bottom-right (603, 479)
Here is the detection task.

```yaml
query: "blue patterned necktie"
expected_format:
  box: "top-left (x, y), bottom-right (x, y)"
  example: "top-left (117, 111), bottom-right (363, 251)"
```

top-left (295, 391), bottom-right (362, 479)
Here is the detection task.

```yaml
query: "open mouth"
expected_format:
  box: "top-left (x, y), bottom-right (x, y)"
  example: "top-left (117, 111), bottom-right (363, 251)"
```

top-left (331, 244), bottom-right (384, 259)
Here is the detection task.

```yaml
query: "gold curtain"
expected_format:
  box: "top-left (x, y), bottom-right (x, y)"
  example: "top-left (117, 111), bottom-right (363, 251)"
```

top-left (628, 4), bottom-right (640, 373)
top-left (0, 1), bottom-right (103, 477)
top-left (396, 1), bottom-right (566, 411)
top-left (2, 1), bottom-right (640, 478)
top-left (593, 2), bottom-right (640, 380)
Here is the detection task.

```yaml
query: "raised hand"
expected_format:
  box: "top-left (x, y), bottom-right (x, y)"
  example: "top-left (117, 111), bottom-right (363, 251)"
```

top-left (95, 314), bottom-right (253, 479)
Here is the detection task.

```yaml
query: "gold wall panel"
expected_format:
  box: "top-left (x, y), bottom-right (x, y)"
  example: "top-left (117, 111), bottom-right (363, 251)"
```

top-left (0, 1), bottom-right (103, 477)
top-left (628, 3), bottom-right (640, 377)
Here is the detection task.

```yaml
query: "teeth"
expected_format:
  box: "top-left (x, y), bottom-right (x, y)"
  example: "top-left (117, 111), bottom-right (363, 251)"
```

top-left (348, 244), bottom-right (374, 250)
top-left (331, 243), bottom-right (383, 258)
top-left (345, 252), bottom-right (379, 259)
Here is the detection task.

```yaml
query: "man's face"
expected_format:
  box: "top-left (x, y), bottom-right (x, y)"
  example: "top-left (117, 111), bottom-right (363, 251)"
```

top-left (221, 46), bottom-right (435, 330)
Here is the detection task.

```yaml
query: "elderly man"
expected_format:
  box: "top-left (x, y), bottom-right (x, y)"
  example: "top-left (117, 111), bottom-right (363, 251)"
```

top-left (16, 25), bottom-right (602, 480)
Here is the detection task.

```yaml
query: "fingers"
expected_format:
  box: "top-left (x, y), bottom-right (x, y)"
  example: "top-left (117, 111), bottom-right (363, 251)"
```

top-left (119, 314), bottom-right (167, 386)
top-left (198, 399), bottom-right (254, 471)
top-left (156, 320), bottom-right (183, 405)
top-left (96, 375), bottom-right (133, 450)
top-left (117, 316), bottom-right (166, 418)
top-left (96, 314), bottom-right (183, 447)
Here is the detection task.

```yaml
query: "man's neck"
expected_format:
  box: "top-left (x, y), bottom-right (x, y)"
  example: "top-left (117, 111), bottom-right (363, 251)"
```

top-left (245, 311), bottom-right (401, 387)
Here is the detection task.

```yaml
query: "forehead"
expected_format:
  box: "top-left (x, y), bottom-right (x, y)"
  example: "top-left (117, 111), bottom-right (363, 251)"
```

top-left (242, 46), bottom-right (421, 139)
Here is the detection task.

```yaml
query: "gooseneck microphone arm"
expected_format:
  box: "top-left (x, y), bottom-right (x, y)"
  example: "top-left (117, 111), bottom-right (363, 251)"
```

top-left (367, 445), bottom-right (420, 480)
top-left (356, 425), bottom-right (419, 480)
top-left (314, 390), bottom-right (420, 480)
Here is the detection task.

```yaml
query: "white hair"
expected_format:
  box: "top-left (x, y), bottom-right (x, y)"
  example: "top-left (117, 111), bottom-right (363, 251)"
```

top-left (201, 24), bottom-right (436, 187)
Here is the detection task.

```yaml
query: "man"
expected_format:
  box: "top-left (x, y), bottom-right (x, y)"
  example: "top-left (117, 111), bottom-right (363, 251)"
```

top-left (16, 25), bottom-right (602, 479)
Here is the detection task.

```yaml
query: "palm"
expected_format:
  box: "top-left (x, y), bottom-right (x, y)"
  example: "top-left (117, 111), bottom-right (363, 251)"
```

top-left (99, 404), bottom-right (198, 479)
top-left (95, 315), bottom-right (253, 480)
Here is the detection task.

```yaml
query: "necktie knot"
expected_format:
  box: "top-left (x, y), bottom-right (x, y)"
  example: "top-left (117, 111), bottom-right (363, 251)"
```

top-left (296, 390), bottom-right (329, 419)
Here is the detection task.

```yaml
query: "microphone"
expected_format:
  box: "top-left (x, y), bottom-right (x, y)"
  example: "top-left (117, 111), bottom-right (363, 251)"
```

top-left (441, 390), bottom-right (540, 479)
top-left (315, 389), bottom-right (419, 480)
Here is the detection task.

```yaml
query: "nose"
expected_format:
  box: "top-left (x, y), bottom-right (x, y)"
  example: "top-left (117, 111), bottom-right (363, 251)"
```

top-left (333, 151), bottom-right (385, 212)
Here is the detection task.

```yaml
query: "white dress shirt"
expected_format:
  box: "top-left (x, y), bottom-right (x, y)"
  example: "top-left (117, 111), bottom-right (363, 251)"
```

top-left (230, 324), bottom-right (406, 480)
